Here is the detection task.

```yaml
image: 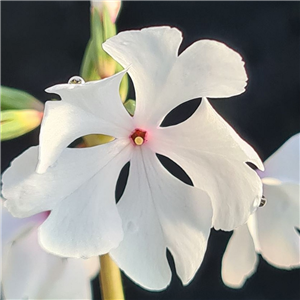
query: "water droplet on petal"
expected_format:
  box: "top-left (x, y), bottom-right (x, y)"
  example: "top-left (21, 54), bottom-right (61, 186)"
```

top-left (259, 195), bottom-right (267, 207)
top-left (122, 41), bottom-right (129, 46)
top-left (68, 76), bottom-right (85, 85)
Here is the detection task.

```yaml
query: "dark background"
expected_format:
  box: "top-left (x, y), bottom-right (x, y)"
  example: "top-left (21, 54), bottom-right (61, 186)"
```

top-left (1, 1), bottom-right (300, 300)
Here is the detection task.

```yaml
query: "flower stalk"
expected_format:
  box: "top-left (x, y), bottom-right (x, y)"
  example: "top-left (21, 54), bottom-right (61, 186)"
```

top-left (99, 254), bottom-right (124, 300)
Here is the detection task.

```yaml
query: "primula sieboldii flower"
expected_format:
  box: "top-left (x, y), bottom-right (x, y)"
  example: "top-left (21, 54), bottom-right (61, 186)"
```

top-left (2, 26), bottom-right (263, 290)
top-left (1, 202), bottom-right (99, 299)
top-left (221, 133), bottom-right (300, 288)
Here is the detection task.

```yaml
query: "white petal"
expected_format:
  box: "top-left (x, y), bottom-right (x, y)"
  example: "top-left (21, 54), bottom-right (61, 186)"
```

top-left (221, 223), bottom-right (258, 288)
top-left (111, 147), bottom-right (212, 290)
top-left (3, 228), bottom-right (93, 300)
top-left (46, 70), bottom-right (130, 127)
top-left (110, 150), bottom-right (171, 290)
top-left (38, 141), bottom-right (132, 258)
top-left (147, 40), bottom-right (247, 127)
top-left (3, 140), bottom-right (132, 258)
top-left (104, 27), bottom-right (247, 127)
top-left (3, 140), bottom-right (129, 218)
top-left (83, 256), bottom-right (100, 279)
top-left (260, 133), bottom-right (300, 183)
top-left (150, 98), bottom-right (263, 230)
top-left (103, 26), bottom-right (182, 123)
top-left (1, 204), bottom-right (46, 285)
top-left (247, 212), bottom-right (261, 253)
top-left (39, 71), bottom-right (133, 173)
top-left (3, 146), bottom-right (58, 217)
top-left (1, 201), bottom-right (46, 244)
top-left (47, 257), bottom-right (94, 300)
top-left (143, 149), bottom-right (213, 285)
top-left (256, 181), bottom-right (300, 268)
top-left (169, 39), bottom-right (247, 98)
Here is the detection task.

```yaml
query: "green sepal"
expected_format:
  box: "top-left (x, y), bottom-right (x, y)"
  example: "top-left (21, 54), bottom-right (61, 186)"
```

top-left (1, 109), bottom-right (43, 141)
top-left (116, 63), bottom-right (129, 103)
top-left (80, 39), bottom-right (100, 81)
top-left (83, 134), bottom-right (114, 147)
top-left (102, 5), bottom-right (117, 40)
top-left (124, 99), bottom-right (136, 116)
top-left (91, 8), bottom-right (106, 62)
top-left (1, 86), bottom-right (44, 111)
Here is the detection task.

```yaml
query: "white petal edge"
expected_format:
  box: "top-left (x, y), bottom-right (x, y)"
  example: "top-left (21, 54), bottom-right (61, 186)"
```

top-left (3, 140), bottom-right (129, 218)
top-left (39, 71), bottom-right (133, 173)
top-left (1, 200), bottom-right (46, 244)
top-left (2, 140), bottom-right (132, 258)
top-left (111, 146), bottom-right (212, 290)
top-left (104, 26), bottom-right (247, 127)
top-left (144, 39), bottom-right (248, 127)
top-left (38, 140), bottom-right (132, 258)
top-left (45, 70), bottom-right (131, 129)
top-left (103, 26), bottom-right (183, 126)
top-left (150, 97), bottom-right (263, 230)
top-left (221, 223), bottom-right (258, 288)
top-left (1, 203), bottom-right (46, 285)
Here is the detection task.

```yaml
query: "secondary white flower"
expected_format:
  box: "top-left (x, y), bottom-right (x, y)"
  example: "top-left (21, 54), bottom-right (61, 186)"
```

top-left (221, 133), bottom-right (300, 288)
top-left (1, 202), bottom-right (99, 299)
top-left (2, 26), bottom-right (263, 290)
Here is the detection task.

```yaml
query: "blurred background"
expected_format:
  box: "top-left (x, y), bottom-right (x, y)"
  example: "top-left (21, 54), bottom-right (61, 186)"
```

top-left (1, 1), bottom-right (300, 300)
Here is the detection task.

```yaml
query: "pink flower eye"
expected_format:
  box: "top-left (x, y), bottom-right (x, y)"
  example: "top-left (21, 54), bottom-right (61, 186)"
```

top-left (130, 129), bottom-right (147, 146)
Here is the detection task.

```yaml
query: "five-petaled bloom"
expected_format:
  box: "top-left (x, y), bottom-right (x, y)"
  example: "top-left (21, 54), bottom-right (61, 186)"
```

top-left (2, 26), bottom-right (263, 290)
top-left (1, 201), bottom-right (99, 299)
top-left (222, 133), bottom-right (300, 288)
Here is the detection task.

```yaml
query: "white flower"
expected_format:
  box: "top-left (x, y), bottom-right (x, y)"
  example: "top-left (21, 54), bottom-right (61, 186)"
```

top-left (1, 202), bottom-right (99, 299)
top-left (221, 133), bottom-right (300, 288)
top-left (2, 26), bottom-right (263, 290)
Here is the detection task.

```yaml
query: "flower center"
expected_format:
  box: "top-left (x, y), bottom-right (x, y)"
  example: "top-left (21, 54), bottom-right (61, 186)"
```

top-left (130, 129), bottom-right (147, 146)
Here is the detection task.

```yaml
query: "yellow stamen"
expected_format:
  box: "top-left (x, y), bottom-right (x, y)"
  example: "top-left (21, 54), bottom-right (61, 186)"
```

top-left (134, 136), bottom-right (144, 145)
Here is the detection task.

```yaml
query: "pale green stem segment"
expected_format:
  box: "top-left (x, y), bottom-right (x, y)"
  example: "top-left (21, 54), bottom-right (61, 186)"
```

top-left (99, 254), bottom-right (125, 300)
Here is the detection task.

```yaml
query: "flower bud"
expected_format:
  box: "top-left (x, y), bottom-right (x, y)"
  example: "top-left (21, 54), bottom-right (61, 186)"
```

top-left (1, 109), bottom-right (43, 141)
top-left (91, 0), bottom-right (121, 23)
top-left (1, 86), bottom-right (44, 112)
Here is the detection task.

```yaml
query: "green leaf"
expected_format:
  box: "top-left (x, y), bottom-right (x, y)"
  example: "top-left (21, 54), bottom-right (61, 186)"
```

top-left (1, 86), bottom-right (44, 111)
top-left (1, 109), bottom-right (43, 141)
